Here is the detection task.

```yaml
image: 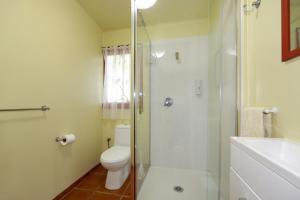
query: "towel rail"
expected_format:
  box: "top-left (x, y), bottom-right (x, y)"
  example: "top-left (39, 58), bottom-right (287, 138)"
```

top-left (263, 107), bottom-right (278, 114)
top-left (0, 105), bottom-right (50, 112)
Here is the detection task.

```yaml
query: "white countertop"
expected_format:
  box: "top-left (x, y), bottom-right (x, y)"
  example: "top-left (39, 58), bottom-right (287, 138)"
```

top-left (231, 137), bottom-right (300, 189)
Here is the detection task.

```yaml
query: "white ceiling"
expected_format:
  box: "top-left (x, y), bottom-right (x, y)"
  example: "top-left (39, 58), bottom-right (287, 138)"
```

top-left (77, 0), bottom-right (209, 31)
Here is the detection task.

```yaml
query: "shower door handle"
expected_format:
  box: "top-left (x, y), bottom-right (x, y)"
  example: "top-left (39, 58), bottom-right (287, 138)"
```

top-left (164, 97), bottom-right (173, 107)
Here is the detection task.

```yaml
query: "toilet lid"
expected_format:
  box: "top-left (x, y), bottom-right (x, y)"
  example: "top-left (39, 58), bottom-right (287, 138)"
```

top-left (101, 146), bottom-right (130, 163)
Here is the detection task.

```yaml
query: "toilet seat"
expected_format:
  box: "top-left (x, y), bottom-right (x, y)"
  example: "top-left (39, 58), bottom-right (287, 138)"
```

top-left (101, 146), bottom-right (130, 165)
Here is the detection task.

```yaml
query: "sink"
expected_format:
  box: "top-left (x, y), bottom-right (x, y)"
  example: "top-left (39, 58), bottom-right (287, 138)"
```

top-left (231, 137), bottom-right (300, 190)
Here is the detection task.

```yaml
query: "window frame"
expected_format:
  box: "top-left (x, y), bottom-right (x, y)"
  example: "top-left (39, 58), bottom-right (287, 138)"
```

top-left (102, 46), bottom-right (131, 109)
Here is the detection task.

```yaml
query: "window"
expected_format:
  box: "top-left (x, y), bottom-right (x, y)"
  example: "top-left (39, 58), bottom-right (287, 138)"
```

top-left (102, 46), bottom-right (130, 111)
top-left (104, 54), bottom-right (130, 103)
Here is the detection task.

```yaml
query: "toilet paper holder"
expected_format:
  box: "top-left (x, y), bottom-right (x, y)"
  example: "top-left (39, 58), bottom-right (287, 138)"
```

top-left (55, 136), bottom-right (66, 143)
top-left (55, 134), bottom-right (76, 146)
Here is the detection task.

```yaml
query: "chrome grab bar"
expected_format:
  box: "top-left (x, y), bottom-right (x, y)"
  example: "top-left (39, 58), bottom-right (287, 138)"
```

top-left (0, 105), bottom-right (50, 112)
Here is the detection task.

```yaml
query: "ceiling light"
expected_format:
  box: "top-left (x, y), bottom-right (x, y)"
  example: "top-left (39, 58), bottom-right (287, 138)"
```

top-left (136, 0), bottom-right (157, 9)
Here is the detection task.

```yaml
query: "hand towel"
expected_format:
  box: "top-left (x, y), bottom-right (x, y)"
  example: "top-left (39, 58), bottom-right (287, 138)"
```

top-left (240, 107), bottom-right (272, 137)
top-left (263, 114), bottom-right (273, 138)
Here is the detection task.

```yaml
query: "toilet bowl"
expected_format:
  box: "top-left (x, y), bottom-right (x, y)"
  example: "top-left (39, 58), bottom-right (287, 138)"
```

top-left (100, 125), bottom-right (131, 190)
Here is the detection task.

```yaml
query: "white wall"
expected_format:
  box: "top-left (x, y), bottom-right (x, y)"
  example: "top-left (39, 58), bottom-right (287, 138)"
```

top-left (150, 37), bottom-right (208, 171)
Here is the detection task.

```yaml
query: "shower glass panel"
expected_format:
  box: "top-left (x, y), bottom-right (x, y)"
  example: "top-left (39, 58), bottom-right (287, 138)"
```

top-left (134, 4), bottom-right (210, 199)
top-left (134, 11), bottom-right (152, 195)
top-left (132, 0), bottom-right (237, 199)
top-left (207, 0), bottom-right (238, 199)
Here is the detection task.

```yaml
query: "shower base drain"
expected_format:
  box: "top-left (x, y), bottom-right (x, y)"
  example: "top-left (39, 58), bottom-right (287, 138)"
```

top-left (173, 186), bottom-right (184, 193)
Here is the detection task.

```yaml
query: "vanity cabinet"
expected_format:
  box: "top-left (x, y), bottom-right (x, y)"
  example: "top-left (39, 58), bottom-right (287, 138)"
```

top-left (230, 137), bottom-right (300, 200)
top-left (230, 168), bottom-right (261, 200)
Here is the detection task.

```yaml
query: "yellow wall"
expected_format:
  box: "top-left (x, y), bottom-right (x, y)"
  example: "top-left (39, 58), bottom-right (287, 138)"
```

top-left (102, 28), bottom-right (131, 46)
top-left (102, 18), bottom-right (209, 45)
top-left (101, 119), bottom-right (130, 151)
top-left (0, 1), bottom-right (102, 199)
top-left (243, 0), bottom-right (300, 140)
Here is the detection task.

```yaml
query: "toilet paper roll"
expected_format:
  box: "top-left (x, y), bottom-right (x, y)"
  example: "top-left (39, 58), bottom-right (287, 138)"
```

top-left (60, 134), bottom-right (76, 146)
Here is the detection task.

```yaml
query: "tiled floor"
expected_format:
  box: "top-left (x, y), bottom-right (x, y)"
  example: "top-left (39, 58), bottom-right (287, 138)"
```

top-left (59, 165), bottom-right (134, 200)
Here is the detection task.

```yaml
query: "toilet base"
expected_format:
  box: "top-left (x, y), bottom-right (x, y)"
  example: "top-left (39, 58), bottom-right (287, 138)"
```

top-left (105, 161), bottom-right (130, 190)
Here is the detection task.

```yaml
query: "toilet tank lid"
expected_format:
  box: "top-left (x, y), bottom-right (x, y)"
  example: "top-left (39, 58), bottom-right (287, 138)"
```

top-left (115, 124), bottom-right (130, 129)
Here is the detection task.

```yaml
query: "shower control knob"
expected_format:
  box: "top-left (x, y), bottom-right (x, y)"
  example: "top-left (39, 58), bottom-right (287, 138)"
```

top-left (164, 97), bottom-right (173, 107)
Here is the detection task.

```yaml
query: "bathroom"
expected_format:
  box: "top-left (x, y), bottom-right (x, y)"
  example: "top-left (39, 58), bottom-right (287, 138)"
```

top-left (0, 0), bottom-right (300, 200)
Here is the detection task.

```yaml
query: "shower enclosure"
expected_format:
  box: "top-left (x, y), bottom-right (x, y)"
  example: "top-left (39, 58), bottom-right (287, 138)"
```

top-left (132, 0), bottom-right (238, 199)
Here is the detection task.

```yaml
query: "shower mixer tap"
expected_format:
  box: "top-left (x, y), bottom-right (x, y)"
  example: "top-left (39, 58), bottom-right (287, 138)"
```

top-left (164, 97), bottom-right (173, 107)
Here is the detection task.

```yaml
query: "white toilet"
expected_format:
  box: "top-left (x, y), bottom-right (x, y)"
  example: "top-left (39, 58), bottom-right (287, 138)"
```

top-left (100, 125), bottom-right (131, 190)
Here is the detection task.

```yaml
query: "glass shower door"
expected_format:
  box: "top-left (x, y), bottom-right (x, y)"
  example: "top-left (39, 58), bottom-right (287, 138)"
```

top-left (132, 0), bottom-right (238, 199)
top-left (134, 8), bottom-right (210, 200)
top-left (133, 0), bottom-right (212, 199)
top-left (207, 0), bottom-right (238, 199)
top-left (133, 9), bottom-right (152, 196)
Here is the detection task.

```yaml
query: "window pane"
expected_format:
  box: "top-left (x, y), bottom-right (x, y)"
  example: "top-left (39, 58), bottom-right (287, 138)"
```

top-left (105, 54), bottom-right (130, 103)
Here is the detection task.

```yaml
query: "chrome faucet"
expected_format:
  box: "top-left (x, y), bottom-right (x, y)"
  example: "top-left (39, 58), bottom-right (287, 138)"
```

top-left (164, 97), bottom-right (173, 107)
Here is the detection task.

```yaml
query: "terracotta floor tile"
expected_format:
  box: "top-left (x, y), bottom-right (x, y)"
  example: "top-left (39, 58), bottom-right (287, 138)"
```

top-left (60, 189), bottom-right (93, 200)
top-left (97, 174), bottom-right (131, 196)
top-left (92, 165), bottom-right (107, 175)
top-left (76, 173), bottom-right (102, 190)
top-left (60, 164), bottom-right (134, 200)
top-left (121, 196), bottom-right (134, 200)
top-left (91, 192), bottom-right (121, 200)
top-left (123, 184), bottom-right (132, 197)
